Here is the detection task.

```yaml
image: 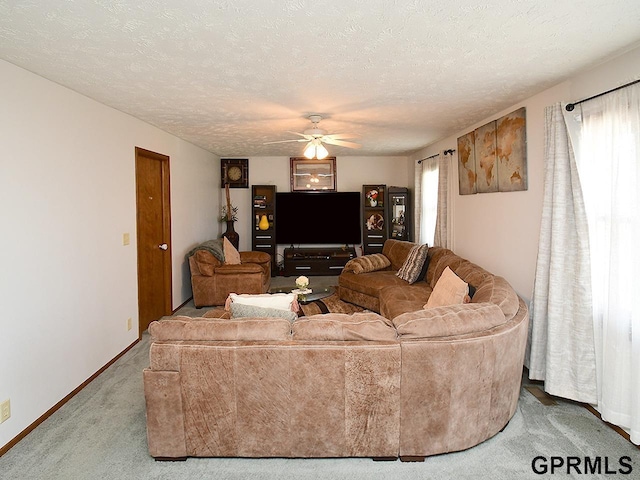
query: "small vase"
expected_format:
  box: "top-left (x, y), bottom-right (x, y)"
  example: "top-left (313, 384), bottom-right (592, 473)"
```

top-left (222, 220), bottom-right (239, 249)
top-left (369, 199), bottom-right (377, 207)
top-left (259, 214), bottom-right (270, 230)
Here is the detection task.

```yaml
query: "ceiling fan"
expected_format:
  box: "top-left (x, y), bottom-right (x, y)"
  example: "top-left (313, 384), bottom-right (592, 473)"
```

top-left (264, 114), bottom-right (361, 159)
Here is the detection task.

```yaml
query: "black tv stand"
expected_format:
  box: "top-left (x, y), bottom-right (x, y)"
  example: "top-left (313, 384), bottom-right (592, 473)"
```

top-left (283, 247), bottom-right (356, 276)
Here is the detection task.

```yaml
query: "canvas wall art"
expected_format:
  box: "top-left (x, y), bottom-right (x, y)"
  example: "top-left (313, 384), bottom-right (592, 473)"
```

top-left (496, 107), bottom-right (527, 191)
top-left (457, 131), bottom-right (477, 195)
top-left (456, 107), bottom-right (527, 195)
top-left (474, 121), bottom-right (498, 193)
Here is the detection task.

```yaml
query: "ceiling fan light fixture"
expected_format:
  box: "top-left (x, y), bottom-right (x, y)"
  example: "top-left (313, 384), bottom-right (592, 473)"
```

top-left (267, 114), bottom-right (360, 155)
top-left (316, 143), bottom-right (329, 159)
top-left (303, 139), bottom-right (329, 159)
top-left (303, 142), bottom-right (316, 159)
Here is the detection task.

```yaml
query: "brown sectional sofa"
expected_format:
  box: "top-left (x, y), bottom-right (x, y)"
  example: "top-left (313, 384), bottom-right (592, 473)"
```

top-left (339, 240), bottom-right (521, 321)
top-left (143, 240), bottom-right (529, 460)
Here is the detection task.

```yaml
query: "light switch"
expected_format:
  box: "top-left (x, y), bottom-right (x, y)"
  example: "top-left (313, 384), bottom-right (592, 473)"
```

top-left (123, 233), bottom-right (130, 246)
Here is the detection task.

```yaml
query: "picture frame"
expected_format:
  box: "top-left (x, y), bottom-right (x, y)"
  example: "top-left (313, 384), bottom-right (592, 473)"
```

top-left (221, 158), bottom-right (249, 188)
top-left (290, 157), bottom-right (337, 192)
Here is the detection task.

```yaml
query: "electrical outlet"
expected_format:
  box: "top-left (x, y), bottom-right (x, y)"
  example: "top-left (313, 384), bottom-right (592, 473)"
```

top-left (123, 233), bottom-right (130, 246)
top-left (127, 318), bottom-right (132, 331)
top-left (0, 399), bottom-right (10, 424)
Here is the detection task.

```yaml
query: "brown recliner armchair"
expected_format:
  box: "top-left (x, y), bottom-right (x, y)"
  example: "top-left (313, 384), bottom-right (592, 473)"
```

top-left (188, 248), bottom-right (272, 307)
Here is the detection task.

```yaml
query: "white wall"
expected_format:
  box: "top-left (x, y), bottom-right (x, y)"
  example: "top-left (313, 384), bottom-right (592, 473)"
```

top-left (0, 59), bottom-right (218, 451)
top-left (410, 45), bottom-right (640, 303)
top-left (222, 156), bottom-right (410, 252)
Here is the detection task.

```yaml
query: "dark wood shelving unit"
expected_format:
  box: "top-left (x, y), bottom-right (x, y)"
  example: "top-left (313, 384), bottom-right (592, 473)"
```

top-left (388, 186), bottom-right (411, 242)
top-left (251, 185), bottom-right (277, 276)
top-left (362, 184), bottom-right (387, 254)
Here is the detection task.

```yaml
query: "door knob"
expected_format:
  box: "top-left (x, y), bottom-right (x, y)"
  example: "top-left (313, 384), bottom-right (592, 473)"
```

top-left (158, 243), bottom-right (168, 250)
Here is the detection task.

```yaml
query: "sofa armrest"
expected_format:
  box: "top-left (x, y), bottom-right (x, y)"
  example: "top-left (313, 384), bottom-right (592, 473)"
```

top-left (240, 251), bottom-right (271, 265)
top-left (214, 263), bottom-right (263, 275)
top-left (392, 303), bottom-right (506, 339)
top-left (189, 250), bottom-right (223, 277)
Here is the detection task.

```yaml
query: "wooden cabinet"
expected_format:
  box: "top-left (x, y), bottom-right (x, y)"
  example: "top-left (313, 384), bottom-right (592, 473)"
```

top-left (388, 186), bottom-right (411, 242)
top-left (283, 247), bottom-right (356, 276)
top-left (362, 184), bottom-right (387, 254)
top-left (251, 185), bottom-right (276, 276)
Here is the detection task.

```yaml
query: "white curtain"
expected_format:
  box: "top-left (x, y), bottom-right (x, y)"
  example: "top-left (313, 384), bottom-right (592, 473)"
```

top-left (528, 103), bottom-right (597, 403)
top-left (414, 159), bottom-right (423, 243)
top-left (418, 155), bottom-right (439, 245)
top-left (572, 84), bottom-right (640, 445)
top-left (433, 154), bottom-right (450, 248)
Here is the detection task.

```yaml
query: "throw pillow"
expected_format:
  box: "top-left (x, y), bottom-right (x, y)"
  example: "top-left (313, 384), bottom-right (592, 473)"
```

top-left (396, 244), bottom-right (429, 284)
top-left (343, 253), bottom-right (391, 274)
top-left (223, 237), bottom-right (241, 265)
top-left (416, 253), bottom-right (431, 282)
top-left (424, 266), bottom-right (469, 308)
top-left (230, 303), bottom-right (298, 322)
top-left (227, 293), bottom-right (298, 312)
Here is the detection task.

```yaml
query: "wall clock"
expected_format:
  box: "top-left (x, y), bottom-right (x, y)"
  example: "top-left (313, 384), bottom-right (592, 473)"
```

top-left (221, 158), bottom-right (249, 188)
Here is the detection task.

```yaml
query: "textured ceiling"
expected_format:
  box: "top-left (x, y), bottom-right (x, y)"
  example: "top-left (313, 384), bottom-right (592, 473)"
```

top-left (1, 0), bottom-right (640, 157)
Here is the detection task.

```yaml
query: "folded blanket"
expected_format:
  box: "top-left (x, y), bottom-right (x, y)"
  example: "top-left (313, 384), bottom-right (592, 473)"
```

top-left (185, 239), bottom-right (225, 263)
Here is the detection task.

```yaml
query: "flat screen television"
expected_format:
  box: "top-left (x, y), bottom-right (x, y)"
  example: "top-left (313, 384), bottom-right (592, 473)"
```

top-left (276, 192), bottom-right (362, 245)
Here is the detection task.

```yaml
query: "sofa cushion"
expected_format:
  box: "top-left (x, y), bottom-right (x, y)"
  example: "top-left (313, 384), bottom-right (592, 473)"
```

top-left (343, 253), bottom-right (391, 274)
top-left (472, 275), bottom-right (520, 320)
top-left (230, 302), bottom-right (298, 322)
top-left (382, 239), bottom-right (419, 271)
top-left (392, 303), bottom-right (507, 339)
top-left (215, 263), bottom-right (263, 275)
top-left (379, 284), bottom-right (432, 320)
top-left (339, 270), bottom-right (410, 299)
top-left (148, 316), bottom-right (292, 341)
top-left (425, 266), bottom-right (469, 308)
top-left (239, 251), bottom-right (271, 265)
top-left (223, 237), bottom-right (241, 265)
top-left (293, 312), bottom-right (397, 341)
top-left (426, 246), bottom-right (490, 289)
top-left (396, 244), bottom-right (429, 284)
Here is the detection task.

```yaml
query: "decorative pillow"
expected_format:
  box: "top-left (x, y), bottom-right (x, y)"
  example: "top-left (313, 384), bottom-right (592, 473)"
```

top-left (223, 236), bottom-right (241, 265)
top-left (230, 303), bottom-right (298, 322)
top-left (396, 244), bottom-right (429, 284)
top-left (343, 253), bottom-right (391, 274)
top-left (424, 266), bottom-right (469, 308)
top-left (416, 253), bottom-right (431, 282)
top-left (227, 293), bottom-right (299, 313)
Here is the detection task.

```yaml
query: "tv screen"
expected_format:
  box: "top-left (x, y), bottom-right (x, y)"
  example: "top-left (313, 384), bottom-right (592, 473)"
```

top-left (276, 192), bottom-right (362, 245)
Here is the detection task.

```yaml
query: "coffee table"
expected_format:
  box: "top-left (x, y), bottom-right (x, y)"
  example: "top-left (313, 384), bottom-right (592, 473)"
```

top-left (269, 285), bottom-right (336, 305)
